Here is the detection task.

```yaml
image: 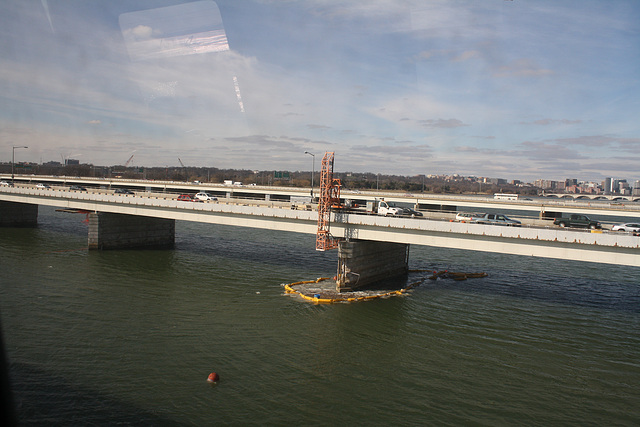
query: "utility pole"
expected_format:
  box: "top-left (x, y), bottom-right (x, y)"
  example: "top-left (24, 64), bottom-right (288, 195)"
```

top-left (304, 151), bottom-right (315, 199)
top-left (12, 145), bottom-right (28, 183)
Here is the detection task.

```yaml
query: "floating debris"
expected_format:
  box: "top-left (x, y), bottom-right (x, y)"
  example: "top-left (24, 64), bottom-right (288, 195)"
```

top-left (425, 270), bottom-right (488, 281)
top-left (283, 270), bottom-right (488, 304)
top-left (283, 277), bottom-right (423, 304)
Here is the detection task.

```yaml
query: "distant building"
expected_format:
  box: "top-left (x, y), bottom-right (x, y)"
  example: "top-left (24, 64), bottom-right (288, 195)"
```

top-left (619, 180), bottom-right (629, 194)
top-left (534, 179), bottom-right (557, 190)
top-left (582, 182), bottom-right (602, 194)
top-left (65, 159), bottom-right (80, 165)
top-left (484, 178), bottom-right (507, 185)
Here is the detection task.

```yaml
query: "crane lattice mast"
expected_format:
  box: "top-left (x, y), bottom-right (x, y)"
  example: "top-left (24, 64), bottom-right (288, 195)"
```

top-left (315, 152), bottom-right (341, 251)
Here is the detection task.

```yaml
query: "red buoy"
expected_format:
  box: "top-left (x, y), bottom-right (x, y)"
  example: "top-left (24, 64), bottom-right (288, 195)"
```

top-left (207, 372), bottom-right (220, 383)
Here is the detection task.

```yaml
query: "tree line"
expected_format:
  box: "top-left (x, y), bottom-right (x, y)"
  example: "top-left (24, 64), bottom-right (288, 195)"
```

top-left (1, 162), bottom-right (538, 195)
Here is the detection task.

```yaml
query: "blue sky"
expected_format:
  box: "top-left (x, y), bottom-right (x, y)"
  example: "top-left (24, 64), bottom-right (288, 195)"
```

top-left (1, 0), bottom-right (639, 182)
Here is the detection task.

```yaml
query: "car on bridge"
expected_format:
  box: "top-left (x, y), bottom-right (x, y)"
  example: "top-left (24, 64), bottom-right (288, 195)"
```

top-left (36, 183), bottom-right (51, 189)
top-left (114, 188), bottom-right (134, 195)
top-left (611, 223), bottom-right (640, 233)
top-left (177, 194), bottom-right (202, 202)
top-left (553, 214), bottom-right (601, 229)
top-left (455, 212), bottom-right (484, 222)
top-left (473, 213), bottom-right (522, 227)
top-left (194, 192), bottom-right (218, 201)
top-left (402, 207), bottom-right (423, 218)
top-left (70, 185), bottom-right (87, 191)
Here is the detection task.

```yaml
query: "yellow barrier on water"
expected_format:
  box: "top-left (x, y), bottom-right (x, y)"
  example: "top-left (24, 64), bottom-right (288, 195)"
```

top-left (284, 277), bottom-right (424, 304)
top-left (284, 270), bottom-right (487, 304)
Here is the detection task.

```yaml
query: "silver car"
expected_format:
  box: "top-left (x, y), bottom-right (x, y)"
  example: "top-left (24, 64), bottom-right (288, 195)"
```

top-left (611, 223), bottom-right (640, 233)
top-left (455, 212), bottom-right (484, 222)
top-left (474, 213), bottom-right (522, 227)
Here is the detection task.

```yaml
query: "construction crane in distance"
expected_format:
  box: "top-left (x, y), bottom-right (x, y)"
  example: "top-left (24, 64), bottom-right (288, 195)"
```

top-left (111, 152), bottom-right (135, 178)
top-left (178, 158), bottom-right (188, 181)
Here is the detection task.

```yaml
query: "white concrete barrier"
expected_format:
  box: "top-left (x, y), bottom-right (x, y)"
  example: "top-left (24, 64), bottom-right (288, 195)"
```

top-left (1, 186), bottom-right (639, 266)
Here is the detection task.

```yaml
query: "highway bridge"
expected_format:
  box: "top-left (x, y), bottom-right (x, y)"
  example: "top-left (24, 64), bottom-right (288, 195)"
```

top-left (3, 174), bottom-right (640, 221)
top-left (1, 176), bottom-right (639, 289)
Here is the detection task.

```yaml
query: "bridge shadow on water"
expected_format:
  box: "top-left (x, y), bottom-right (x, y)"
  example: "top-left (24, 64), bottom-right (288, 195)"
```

top-left (174, 222), bottom-right (336, 272)
top-left (6, 362), bottom-right (177, 426)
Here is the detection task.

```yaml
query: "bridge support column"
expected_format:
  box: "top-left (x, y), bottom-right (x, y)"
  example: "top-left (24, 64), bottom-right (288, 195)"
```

top-left (0, 201), bottom-right (38, 227)
top-left (337, 240), bottom-right (409, 291)
top-left (88, 212), bottom-right (175, 250)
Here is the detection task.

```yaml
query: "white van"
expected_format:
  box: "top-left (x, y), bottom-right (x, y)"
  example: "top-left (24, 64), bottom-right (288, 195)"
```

top-left (194, 192), bottom-right (218, 201)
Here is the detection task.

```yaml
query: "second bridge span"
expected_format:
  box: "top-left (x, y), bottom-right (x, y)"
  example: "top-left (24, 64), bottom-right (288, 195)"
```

top-left (1, 185), bottom-right (639, 290)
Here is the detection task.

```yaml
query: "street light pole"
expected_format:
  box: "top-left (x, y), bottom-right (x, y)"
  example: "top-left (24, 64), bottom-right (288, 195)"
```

top-left (304, 151), bottom-right (315, 199)
top-left (12, 145), bottom-right (28, 183)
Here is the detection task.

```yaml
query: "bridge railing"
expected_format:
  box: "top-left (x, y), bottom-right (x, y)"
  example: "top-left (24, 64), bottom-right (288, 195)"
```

top-left (3, 186), bottom-right (640, 248)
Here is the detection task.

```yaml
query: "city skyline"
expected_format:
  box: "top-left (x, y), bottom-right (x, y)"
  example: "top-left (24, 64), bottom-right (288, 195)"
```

top-left (1, 1), bottom-right (639, 182)
top-left (3, 158), bottom-right (637, 195)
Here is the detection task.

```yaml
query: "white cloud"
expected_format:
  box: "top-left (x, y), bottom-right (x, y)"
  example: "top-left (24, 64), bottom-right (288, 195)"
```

top-left (0, 0), bottom-right (638, 183)
top-left (493, 59), bottom-right (554, 78)
top-left (418, 118), bottom-right (468, 129)
top-left (126, 24), bottom-right (154, 41)
top-left (452, 50), bottom-right (480, 62)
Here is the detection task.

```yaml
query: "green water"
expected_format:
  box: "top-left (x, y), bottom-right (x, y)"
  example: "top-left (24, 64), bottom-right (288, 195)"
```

top-left (1, 206), bottom-right (639, 425)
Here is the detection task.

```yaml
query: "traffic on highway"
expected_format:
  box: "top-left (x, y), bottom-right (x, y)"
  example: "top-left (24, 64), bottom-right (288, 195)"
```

top-left (3, 178), bottom-right (639, 235)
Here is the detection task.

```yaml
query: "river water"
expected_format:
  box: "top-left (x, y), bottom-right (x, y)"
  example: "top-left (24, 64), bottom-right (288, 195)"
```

top-left (1, 206), bottom-right (639, 426)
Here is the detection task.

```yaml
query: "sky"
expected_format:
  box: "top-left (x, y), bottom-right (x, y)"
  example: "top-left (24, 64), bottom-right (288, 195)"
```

top-left (1, 0), bottom-right (639, 183)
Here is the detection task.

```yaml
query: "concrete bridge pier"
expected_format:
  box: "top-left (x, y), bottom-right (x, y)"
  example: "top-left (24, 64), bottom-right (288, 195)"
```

top-left (0, 201), bottom-right (38, 227)
top-left (88, 212), bottom-right (175, 250)
top-left (336, 239), bottom-right (409, 291)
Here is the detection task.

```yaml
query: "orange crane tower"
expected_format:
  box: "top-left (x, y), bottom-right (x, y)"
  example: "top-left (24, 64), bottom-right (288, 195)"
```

top-left (315, 152), bottom-right (342, 251)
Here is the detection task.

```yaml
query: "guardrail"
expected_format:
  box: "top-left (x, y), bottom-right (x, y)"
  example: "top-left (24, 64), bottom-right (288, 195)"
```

top-left (2, 185), bottom-right (638, 249)
top-left (3, 185), bottom-right (640, 267)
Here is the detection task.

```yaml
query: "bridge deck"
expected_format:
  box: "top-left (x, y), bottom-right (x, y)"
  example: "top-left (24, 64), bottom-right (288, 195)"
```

top-left (1, 184), bottom-right (639, 267)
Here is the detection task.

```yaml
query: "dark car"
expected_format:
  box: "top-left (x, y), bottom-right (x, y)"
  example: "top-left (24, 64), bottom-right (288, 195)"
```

top-left (70, 185), bottom-right (87, 191)
top-left (114, 188), bottom-right (134, 195)
top-left (553, 214), bottom-right (601, 229)
top-left (402, 207), bottom-right (423, 218)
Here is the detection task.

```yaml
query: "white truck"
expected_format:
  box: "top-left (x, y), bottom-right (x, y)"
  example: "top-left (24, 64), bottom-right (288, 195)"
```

top-left (366, 199), bottom-right (403, 216)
